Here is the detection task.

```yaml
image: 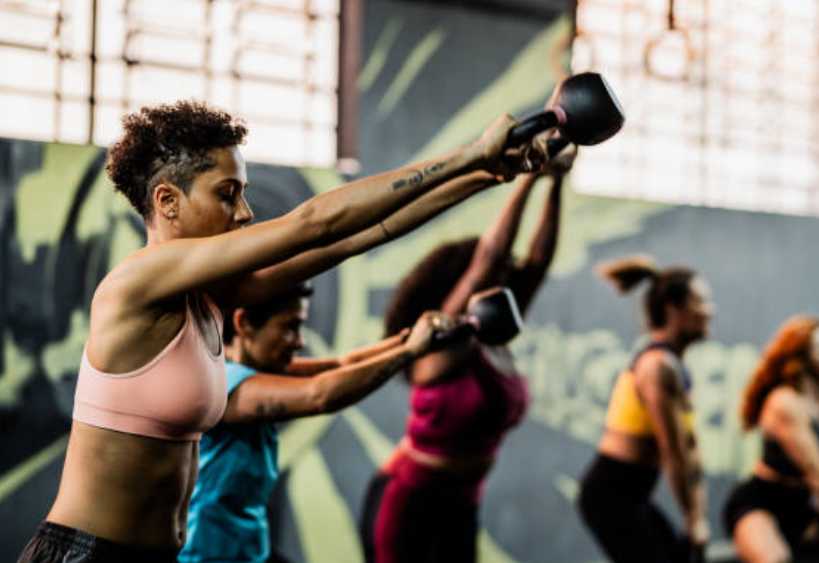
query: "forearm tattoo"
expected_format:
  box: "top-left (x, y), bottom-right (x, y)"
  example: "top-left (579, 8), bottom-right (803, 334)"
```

top-left (255, 400), bottom-right (286, 420)
top-left (391, 161), bottom-right (447, 191)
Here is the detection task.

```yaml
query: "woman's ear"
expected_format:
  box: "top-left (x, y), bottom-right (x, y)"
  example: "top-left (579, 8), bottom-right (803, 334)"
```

top-left (154, 183), bottom-right (181, 221)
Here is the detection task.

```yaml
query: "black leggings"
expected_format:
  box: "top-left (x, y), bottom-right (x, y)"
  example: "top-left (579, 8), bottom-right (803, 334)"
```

top-left (578, 454), bottom-right (688, 563)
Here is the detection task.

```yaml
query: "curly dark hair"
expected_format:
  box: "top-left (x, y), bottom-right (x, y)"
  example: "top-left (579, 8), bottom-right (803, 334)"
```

top-left (105, 100), bottom-right (248, 219)
top-left (597, 254), bottom-right (696, 329)
top-left (741, 316), bottom-right (819, 430)
top-left (223, 282), bottom-right (314, 344)
top-left (384, 238), bottom-right (480, 337)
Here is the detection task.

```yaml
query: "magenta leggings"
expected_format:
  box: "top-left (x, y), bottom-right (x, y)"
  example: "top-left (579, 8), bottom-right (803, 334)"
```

top-left (360, 456), bottom-right (483, 563)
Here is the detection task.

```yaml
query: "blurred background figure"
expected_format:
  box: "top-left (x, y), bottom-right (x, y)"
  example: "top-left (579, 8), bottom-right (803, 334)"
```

top-left (724, 316), bottom-right (819, 563)
top-left (359, 155), bottom-right (572, 563)
top-left (578, 256), bottom-right (713, 563)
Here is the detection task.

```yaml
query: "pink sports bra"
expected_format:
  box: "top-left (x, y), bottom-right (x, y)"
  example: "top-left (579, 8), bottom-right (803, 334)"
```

top-left (407, 346), bottom-right (529, 459)
top-left (73, 293), bottom-right (227, 441)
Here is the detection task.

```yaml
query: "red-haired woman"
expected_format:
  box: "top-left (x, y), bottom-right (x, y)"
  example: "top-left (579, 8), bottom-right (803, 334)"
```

top-left (578, 255), bottom-right (714, 563)
top-left (724, 316), bottom-right (819, 563)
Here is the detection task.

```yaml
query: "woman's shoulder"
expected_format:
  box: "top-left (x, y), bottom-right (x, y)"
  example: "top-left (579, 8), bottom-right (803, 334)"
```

top-left (632, 347), bottom-right (679, 377)
top-left (759, 385), bottom-right (811, 434)
top-left (763, 385), bottom-right (804, 414)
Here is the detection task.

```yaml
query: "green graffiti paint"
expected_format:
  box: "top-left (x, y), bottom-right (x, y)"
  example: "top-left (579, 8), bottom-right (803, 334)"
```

top-left (0, 434), bottom-right (68, 504)
top-left (0, 332), bottom-right (35, 407)
top-left (288, 448), bottom-right (364, 563)
top-left (513, 322), bottom-right (761, 477)
top-left (278, 415), bottom-right (337, 473)
top-left (376, 28), bottom-right (447, 118)
top-left (298, 167), bottom-right (344, 195)
top-left (42, 310), bottom-right (89, 384)
top-left (408, 16), bottom-right (570, 163)
top-left (552, 473), bottom-right (581, 502)
top-left (358, 18), bottom-right (405, 94)
top-left (551, 185), bottom-right (670, 277)
top-left (477, 531), bottom-right (520, 563)
top-left (342, 407), bottom-right (394, 465)
top-left (16, 144), bottom-right (101, 262)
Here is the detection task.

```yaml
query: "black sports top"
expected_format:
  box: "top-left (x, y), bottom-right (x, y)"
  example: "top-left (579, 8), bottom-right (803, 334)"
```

top-left (762, 419), bottom-right (819, 479)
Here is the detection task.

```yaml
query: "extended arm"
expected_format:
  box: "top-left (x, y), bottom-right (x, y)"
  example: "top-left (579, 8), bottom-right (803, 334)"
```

top-left (109, 117), bottom-right (521, 309)
top-left (439, 167), bottom-right (535, 317)
top-left (638, 353), bottom-right (709, 545)
top-left (217, 170), bottom-right (500, 308)
top-left (409, 175), bottom-right (535, 386)
top-left (510, 173), bottom-right (563, 315)
top-left (222, 315), bottom-right (437, 423)
top-left (286, 330), bottom-right (408, 376)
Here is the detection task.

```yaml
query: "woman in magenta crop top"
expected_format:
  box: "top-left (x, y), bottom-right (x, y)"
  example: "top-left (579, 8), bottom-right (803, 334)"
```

top-left (17, 101), bottom-right (548, 563)
top-left (359, 149), bottom-right (576, 563)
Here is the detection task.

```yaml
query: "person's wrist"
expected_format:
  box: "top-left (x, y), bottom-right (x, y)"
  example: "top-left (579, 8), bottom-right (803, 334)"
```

top-left (461, 142), bottom-right (487, 172)
top-left (402, 341), bottom-right (423, 360)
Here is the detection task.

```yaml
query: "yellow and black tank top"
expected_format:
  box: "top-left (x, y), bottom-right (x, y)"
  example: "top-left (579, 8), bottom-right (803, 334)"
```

top-left (605, 342), bottom-right (694, 437)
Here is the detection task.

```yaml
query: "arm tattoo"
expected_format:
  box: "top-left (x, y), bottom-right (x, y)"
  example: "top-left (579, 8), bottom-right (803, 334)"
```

top-left (391, 170), bottom-right (423, 191)
top-left (391, 162), bottom-right (445, 191)
top-left (255, 399), bottom-right (286, 420)
top-left (423, 161), bottom-right (446, 176)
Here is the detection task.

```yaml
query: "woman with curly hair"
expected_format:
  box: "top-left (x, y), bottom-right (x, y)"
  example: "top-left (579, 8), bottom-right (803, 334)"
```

top-left (359, 151), bottom-right (575, 563)
top-left (724, 316), bottom-right (819, 563)
top-left (16, 100), bottom-right (542, 563)
top-left (578, 255), bottom-right (713, 563)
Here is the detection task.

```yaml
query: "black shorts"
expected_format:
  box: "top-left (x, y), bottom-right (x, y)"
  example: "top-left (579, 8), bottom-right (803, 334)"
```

top-left (723, 477), bottom-right (818, 547)
top-left (17, 522), bottom-right (178, 563)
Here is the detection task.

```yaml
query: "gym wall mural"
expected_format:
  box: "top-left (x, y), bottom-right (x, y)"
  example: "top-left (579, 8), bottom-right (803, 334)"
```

top-left (2, 1), bottom-right (819, 562)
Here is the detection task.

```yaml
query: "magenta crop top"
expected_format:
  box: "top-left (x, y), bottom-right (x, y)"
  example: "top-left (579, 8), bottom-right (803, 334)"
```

top-left (407, 346), bottom-right (529, 458)
top-left (73, 293), bottom-right (227, 441)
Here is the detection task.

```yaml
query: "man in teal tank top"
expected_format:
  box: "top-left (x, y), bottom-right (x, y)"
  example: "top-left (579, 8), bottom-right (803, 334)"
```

top-left (180, 282), bottom-right (441, 562)
top-left (181, 360), bottom-right (279, 563)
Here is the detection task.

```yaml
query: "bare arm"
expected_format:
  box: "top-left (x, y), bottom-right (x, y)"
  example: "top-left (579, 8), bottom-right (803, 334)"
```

top-left (217, 171), bottom-right (500, 309)
top-left (510, 173), bottom-right (563, 315)
top-left (439, 171), bottom-right (535, 317)
top-left (108, 117), bottom-right (522, 309)
top-left (223, 316), bottom-right (437, 423)
top-left (637, 352), bottom-right (709, 544)
top-left (285, 330), bottom-right (408, 376)
top-left (409, 166), bottom-right (540, 386)
top-left (760, 387), bottom-right (819, 494)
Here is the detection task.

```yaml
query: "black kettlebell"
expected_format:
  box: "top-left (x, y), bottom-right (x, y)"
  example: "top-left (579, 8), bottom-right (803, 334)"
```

top-left (506, 72), bottom-right (625, 148)
top-left (431, 287), bottom-right (523, 349)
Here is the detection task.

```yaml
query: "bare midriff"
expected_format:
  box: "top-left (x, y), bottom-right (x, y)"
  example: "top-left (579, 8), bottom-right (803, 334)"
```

top-left (46, 421), bottom-right (198, 550)
top-left (381, 437), bottom-right (495, 481)
top-left (597, 428), bottom-right (660, 467)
